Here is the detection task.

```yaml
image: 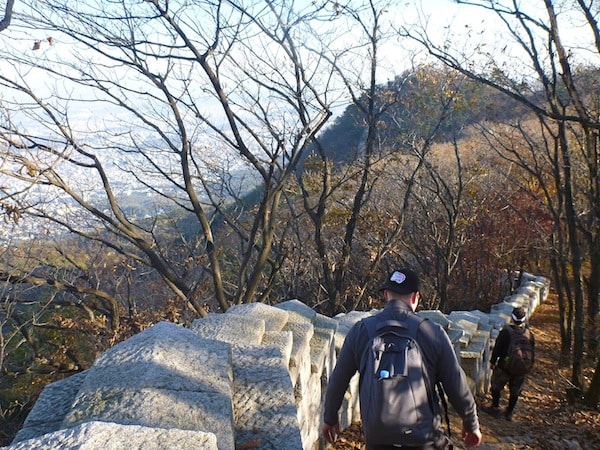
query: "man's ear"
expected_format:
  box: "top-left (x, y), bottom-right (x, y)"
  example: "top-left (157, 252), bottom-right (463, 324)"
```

top-left (411, 292), bottom-right (419, 305)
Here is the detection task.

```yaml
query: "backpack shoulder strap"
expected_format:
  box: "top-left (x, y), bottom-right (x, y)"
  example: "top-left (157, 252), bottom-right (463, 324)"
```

top-left (362, 313), bottom-right (425, 343)
top-left (361, 315), bottom-right (380, 341)
top-left (509, 324), bottom-right (529, 337)
top-left (410, 314), bottom-right (452, 438)
top-left (506, 325), bottom-right (518, 342)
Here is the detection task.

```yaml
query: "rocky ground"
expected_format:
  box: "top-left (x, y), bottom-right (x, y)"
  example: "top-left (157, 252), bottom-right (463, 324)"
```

top-left (327, 293), bottom-right (600, 449)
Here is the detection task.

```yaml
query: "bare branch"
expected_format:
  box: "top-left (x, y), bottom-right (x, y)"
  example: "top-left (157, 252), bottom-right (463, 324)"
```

top-left (0, 0), bottom-right (15, 32)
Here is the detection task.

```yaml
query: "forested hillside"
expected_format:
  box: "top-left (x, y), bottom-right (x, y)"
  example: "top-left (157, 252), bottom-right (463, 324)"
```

top-left (2, 0), bottom-right (600, 445)
top-left (1, 65), bottom-right (596, 444)
top-left (304, 70), bottom-right (524, 166)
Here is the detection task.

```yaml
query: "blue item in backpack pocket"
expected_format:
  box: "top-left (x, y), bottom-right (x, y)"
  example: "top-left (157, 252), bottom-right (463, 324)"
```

top-left (379, 369), bottom-right (390, 379)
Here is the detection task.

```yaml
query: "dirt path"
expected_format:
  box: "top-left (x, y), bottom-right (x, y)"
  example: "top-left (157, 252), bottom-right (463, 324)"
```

top-left (329, 293), bottom-right (600, 449)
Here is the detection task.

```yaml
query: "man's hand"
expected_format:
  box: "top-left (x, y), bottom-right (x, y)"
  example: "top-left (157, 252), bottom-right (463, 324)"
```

top-left (462, 428), bottom-right (482, 448)
top-left (322, 421), bottom-right (340, 445)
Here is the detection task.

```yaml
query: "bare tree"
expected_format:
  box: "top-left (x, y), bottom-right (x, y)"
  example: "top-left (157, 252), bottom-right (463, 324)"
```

top-left (399, 0), bottom-right (599, 403)
top-left (0, 0), bottom-right (341, 317)
top-left (294, 0), bottom-right (394, 314)
top-left (290, 0), bottom-right (445, 315)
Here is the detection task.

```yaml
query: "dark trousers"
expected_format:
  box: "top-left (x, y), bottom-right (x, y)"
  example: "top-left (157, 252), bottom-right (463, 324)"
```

top-left (370, 444), bottom-right (449, 450)
top-left (490, 367), bottom-right (526, 411)
top-left (371, 446), bottom-right (444, 450)
top-left (369, 436), bottom-right (450, 450)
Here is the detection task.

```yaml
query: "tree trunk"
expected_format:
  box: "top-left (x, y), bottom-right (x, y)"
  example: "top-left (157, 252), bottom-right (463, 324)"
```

top-left (588, 247), bottom-right (600, 358)
top-left (584, 356), bottom-right (600, 408)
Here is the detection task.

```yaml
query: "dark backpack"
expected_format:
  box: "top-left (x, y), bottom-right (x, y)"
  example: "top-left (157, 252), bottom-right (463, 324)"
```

top-left (359, 314), bottom-right (443, 446)
top-left (505, 325), bottom-right (534, 376)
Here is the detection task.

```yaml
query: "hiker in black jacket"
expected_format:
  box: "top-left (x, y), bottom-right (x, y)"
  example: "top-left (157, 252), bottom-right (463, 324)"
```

top-left (483, 306), bottom-right (535, 421)
top-left (322, 267), bottom-right (482, 449)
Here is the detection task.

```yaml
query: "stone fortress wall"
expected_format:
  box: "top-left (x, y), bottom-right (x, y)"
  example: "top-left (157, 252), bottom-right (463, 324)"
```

top-left (6, 272), bottom-right (550, 450)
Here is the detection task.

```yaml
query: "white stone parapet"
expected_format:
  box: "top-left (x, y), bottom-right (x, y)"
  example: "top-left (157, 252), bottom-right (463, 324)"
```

top-left (7, 272), bottom-right (550, 450)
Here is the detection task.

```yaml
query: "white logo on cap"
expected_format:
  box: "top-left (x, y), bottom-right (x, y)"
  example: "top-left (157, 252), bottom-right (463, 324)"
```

top-left (511, 312), bottom-right (525, 322)
top-left (390, 271), bottom-right (406, 284)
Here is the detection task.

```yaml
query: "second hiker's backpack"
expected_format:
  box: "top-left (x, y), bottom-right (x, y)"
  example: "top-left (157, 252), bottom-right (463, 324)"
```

top-left (505, 325), bottom-right (534, 376)
top-left (359, 315), bottom-right (442, 446)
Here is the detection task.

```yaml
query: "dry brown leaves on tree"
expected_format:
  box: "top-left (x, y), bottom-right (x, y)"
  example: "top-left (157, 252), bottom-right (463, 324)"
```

top-left (328, 293), bottom-right (600, 450)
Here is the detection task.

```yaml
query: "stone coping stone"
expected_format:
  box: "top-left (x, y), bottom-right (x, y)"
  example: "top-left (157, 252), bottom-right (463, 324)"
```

top-left (332, 311), bottom-right (372, 348)
top-left (446, 327), bottom-right (464, 345)
top-left (516, 287), bottom-right (540, 310)
top-left (449, 312), bottom-right (479, 330)
top-left (276, 299), bottom-right (316, 323)
top-left (310, 326), bottom-right (336, 375)
top-left (5, 421), bottom-right (218, 450)
top-left (492, 302), bottom-right (517, 316)
top-left (461, 331), bottom-right (489, 358)
top-left (285, 321), bottom-right (314, 385)
top-left (262, 330), bottom-right (294, 366)
top-left (450, 325), bottom-right (472, 348)
top-left (502, 294), bottom-right (530, 309)
top-left (449, 315), bottom-right (480, 346)
top-left (231, 345), bottom-right (303, 450)
top-left (13, 371), bottom-right (88, 443)
top-left (448, 311), bottom-right (483, 326)
top-left (62, 387), bottom-right (234, 449)
top-left (519, 283), bottom-right (540, 296)
top-left (227, 302), bottom-right (289, 332)
top-left (471, 329), bottom-right (491, 342)
top-left (283, 320), bottom-right (314, 367)
top-left (487, 312), bottom-right (510, 329)
top-left (314, 313), bottom-right (338, 334)
top-left (191, 313), bottom-right (265, 345)
top-left (492, 315), bottom-right (512, 332)
top-left (76, 321), bottom-right (233, 395)
top-left (521, 272), bottom-right (550, 286)
top-left (475, 321), bottom-right (493, 333)
top-left (521, 280), bottom-right (545, 289)
top-left (417, 310), bottom-right (451, 329)
top-left (60, 321), bottom-right (235, 450)
top-left (314, 314), bottom-right (338, 376)
top-left (468, 309), bottom-right (491, 324)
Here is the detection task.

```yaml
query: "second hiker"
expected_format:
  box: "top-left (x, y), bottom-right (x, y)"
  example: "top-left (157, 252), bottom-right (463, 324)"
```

top-left (483, 306), bottom-right (535, 421)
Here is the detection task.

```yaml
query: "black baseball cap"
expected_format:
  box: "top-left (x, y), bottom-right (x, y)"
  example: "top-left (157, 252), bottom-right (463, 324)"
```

top-left (511, 307), bottom-right (527, 323)
top-left (379, 268), bottom-right (420, 295)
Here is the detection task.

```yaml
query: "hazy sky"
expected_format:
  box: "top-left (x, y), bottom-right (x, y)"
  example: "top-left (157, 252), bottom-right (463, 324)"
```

top-left (1, 0), bottom-right (596, 131)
